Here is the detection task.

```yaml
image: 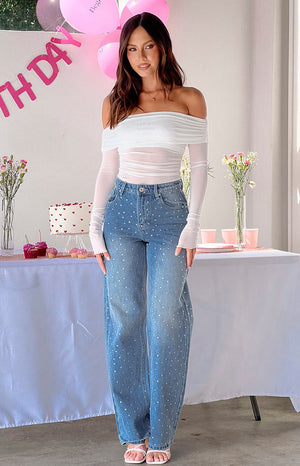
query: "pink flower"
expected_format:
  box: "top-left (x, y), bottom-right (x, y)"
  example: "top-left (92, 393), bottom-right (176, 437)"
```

top-left (0, 165), bottom-right (6, 172)
top-left (20, 159), bottom-right (27, 164)
top-left (2, 156), bottom-right (7, 161)
top-left (223, 154), bottom-right (227, 158)
top-left (244, 160), bottom-right (250, 165)
top-left (229, 154), bottom-right (235, 158)
top-left (237, 152), bottom-right (244, 156)
top-left (7, 160), bottom-right (13, 164)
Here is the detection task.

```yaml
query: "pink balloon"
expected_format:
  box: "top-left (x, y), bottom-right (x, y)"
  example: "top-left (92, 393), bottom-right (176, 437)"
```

top-left (60, 0), bottom-right (120, 34)
top-left (36, 0), bottom-right (76, 32)
top-left (97, 29), bottom-right (121, 79)
top-left (120, 0), bottom-right (169, 27)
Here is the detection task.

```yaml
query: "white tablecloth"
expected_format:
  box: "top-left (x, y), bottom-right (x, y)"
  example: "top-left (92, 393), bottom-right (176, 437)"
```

top-left (0, 249), bottom-right (299, 429)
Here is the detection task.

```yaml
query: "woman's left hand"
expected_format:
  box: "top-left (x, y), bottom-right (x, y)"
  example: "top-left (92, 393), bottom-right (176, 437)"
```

top-left (175, 247), bottom-right (196, 268)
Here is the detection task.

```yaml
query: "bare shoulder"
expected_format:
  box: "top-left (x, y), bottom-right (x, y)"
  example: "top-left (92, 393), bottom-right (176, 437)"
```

top-left (102, 95), bottom-right (111, 129)
top-left (175, 86), bottom-right (207, 119)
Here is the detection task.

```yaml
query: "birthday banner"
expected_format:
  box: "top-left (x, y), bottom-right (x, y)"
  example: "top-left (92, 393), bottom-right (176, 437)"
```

top-left (0, 0), bottom-right (169, 118)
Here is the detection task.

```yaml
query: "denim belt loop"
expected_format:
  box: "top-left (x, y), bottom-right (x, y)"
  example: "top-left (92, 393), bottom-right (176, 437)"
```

top-left (154, 184), bottom-right (160, 199)
top-left (118, 179), bottom-right (126, 198)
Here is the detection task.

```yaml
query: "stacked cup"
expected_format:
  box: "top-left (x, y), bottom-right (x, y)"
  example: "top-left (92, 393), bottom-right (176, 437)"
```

top-left (243, 229), bottom-right (259, 248)
top-left (200, 229), bottom-right (216, 244)
top-left (200, 228), bottom-right (259, 248)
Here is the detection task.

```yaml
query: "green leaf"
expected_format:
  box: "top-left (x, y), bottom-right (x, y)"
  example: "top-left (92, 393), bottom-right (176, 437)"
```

top-left (0, 0), bottom-right (42, 31)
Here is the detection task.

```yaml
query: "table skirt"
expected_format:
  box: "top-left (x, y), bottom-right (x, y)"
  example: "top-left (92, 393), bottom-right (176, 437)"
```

top-left (0, 249), bottom-right (299, 428)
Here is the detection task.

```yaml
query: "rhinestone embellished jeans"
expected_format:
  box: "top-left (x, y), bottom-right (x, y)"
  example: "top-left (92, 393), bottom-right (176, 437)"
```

top-left (103, 178), bottom-right (193, 450)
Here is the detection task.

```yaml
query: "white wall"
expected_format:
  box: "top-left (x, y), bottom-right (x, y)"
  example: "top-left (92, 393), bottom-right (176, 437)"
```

top-left (0, 30), bottom-right (111, 250)
top-left (169, 0), bottom-right (252, 238)
top-left (248, 0), bottom-right (289, 250)
top-left (290, 0), bottom-right (300, 253)
top-left (272, 0), bottom-right (289, 250)
top-left (248, 0), bottom-right (275, 247)
top-left (0, 0), bottom-right (277, 251)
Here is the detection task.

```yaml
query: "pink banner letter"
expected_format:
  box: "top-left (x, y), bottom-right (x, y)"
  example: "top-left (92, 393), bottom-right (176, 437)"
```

top-left (5, 73), bottom-right (36, 109)
top-left (27, 42), bottom-right (72, 86)
top-left (0, 83), bottom-right (10, 117)
top-left (51, 26), bottom-right (82, 47)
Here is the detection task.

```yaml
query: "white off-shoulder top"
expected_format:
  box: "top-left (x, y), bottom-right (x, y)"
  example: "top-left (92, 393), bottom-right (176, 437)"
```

top-left (102, 111), bottom-right (208, 150)
top-left (89, 111), bottom-right (208, 254)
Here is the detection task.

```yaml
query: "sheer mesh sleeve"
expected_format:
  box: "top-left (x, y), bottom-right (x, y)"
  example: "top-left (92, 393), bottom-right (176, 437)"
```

top-left (177, 142), bottom-right (208, 249)
top-left (89, 148), bottom-right (119, 254)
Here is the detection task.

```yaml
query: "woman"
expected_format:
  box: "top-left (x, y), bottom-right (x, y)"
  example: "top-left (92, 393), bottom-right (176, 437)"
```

top-left (89, 12), bottom-right (208, 465)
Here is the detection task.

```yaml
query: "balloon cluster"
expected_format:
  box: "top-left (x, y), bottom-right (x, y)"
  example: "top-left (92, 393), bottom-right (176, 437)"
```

top-left (36, 0), bottom-right (169, 79)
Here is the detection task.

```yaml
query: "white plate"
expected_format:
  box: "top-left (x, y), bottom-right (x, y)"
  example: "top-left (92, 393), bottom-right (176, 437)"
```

top-left (196, 243), bottom-right (238, 253)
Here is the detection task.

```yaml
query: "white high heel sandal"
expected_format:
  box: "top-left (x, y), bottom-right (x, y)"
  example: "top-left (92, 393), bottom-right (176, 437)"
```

top-left (124, 443), bottom-right (147, 464)
top-left (146, 447), bottom-right (171, 465)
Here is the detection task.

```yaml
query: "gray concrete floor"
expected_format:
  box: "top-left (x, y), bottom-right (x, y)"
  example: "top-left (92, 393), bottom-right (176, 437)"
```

top-left (0, 397), bottom-right (300, 466)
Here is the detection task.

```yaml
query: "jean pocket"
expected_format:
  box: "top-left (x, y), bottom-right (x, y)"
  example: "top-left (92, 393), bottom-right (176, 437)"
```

top-left (159, 188), bottom-right (188, 210)
top-left (107, 187), bottom-right (118, 204)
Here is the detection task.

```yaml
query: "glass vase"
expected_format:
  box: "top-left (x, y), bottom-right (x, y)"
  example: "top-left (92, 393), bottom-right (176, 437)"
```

top-left (180, 154), bottom-right (191, 207)
top-left (235, 190), bottom-right (245, 247)
top-left (1, 197), bottom-right (15, 256)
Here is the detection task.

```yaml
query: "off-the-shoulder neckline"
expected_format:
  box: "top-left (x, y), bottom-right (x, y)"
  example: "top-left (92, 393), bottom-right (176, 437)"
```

top-left (103, 111), bottom-right (207, 130)
top-left (127, 111), bottom-right (207, 121)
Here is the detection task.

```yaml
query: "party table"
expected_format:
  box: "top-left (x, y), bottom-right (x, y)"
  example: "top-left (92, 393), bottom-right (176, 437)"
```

top-left (0, 249), bottom-right (299, 429)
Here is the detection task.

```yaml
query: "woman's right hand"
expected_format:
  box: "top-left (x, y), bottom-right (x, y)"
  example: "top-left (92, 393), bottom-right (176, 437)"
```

top-left (95, 252), bottom-right (111, 274)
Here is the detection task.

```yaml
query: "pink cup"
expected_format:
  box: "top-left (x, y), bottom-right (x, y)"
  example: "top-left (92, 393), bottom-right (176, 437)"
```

top-left (201, 229), bottom-right (216, 243)
top-left (243, 229), bottom-right (259, 249)
top-left (222, 229), bottom-right (237, 245)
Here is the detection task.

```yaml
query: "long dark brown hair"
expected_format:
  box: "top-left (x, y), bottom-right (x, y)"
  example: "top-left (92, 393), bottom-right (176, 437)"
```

top-left (108, 12), bottom-right (185, 128)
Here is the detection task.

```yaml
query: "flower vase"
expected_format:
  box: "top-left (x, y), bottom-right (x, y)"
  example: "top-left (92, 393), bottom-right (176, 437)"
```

top-left (235, 190), bottom-right (245, 247)
top-left (1, 197), bottom-right (15, 256)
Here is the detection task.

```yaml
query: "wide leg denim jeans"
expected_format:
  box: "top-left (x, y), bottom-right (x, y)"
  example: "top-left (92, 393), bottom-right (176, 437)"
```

top-left (103, 178), bottom-right (193, 450)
